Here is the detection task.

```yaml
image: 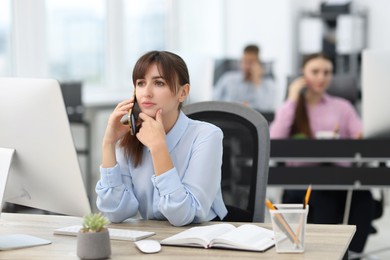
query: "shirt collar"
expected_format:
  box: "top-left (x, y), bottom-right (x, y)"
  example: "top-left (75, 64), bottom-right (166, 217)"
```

top-left (165, 111), bottom-right (189, 152)
top-left (320, 93), bottom-right (331, 103)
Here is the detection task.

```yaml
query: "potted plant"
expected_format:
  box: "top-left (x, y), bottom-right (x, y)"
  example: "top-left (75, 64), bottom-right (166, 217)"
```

top-left (77, 213), bottom-right (111, 259)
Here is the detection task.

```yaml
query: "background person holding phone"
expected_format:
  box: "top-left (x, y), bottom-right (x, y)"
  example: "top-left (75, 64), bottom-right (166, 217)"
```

top-left (270, 53), bottom-right (375, 253)
top-left (96, 51), bottom-right (228, 226)
top-left (271, 53), bottom-right (362, 140)
top-left (212, 44), bottom-right (276, 112)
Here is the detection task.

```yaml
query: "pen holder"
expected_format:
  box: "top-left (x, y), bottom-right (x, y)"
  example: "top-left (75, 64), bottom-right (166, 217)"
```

top-left (269, 204), bottom-right (309, 253)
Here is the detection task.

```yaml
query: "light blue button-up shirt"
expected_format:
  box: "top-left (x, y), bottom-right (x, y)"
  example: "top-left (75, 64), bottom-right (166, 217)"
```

top-left (96, 111), bottom-right (228, 226)
top-left (213, 71), bottom-right (276, 111)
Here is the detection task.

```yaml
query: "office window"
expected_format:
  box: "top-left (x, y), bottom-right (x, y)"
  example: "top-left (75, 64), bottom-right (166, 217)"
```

top-left (124, 0), bottom-right (166, 69)
top-left (0, 0), bottom-right (11, 76)
top-left (46, 0), bottom-right (105, 86)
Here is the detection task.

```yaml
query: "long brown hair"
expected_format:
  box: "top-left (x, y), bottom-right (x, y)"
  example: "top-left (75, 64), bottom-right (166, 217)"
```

top-left (290, 53), bottom-right (332, 138)
top-left (119, 51), bottom-right (190, 167)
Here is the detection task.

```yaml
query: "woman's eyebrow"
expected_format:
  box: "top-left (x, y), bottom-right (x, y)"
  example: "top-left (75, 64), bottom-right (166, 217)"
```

top-left (151, 76), bottom-right (165, 80)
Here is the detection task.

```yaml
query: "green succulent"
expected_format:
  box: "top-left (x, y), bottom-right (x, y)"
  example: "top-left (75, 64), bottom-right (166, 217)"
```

top-left (81, 213), bottom-right (110, 233)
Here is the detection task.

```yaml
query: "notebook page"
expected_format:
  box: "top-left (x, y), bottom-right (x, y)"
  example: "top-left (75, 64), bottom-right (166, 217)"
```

top-left (161, 223), bottom-right (235, 247)
top-left (210, 224), bottom-right (274, 251)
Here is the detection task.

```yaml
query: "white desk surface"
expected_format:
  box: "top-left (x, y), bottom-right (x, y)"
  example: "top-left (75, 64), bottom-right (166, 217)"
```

top-left (0, 213), bottom-right (355, 259)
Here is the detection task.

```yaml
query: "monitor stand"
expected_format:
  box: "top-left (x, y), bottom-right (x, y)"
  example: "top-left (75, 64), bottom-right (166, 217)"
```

top-left (0, 147), bottom-right (52, 251)
top-left (0, 147), bottom-right (14, 205)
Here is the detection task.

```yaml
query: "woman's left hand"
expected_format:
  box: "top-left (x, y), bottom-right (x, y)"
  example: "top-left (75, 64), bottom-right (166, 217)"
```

top-left (136, 109), bottom-right (167, 151)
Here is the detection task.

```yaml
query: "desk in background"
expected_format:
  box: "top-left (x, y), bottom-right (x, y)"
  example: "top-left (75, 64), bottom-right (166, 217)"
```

top-left (268, 139), bottom-right (390, 189)
top-left (0, 213), bottom-right (354, 259)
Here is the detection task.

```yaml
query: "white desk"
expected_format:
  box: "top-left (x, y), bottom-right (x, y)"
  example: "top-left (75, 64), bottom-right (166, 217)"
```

top-left (0, 213), bottom-right (355, 259)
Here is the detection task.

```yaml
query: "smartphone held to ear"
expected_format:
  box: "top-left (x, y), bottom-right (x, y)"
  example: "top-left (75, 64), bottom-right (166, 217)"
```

top-left (120, 95), bottom-right (141, 135)
top-left (300, 86), bottom-right (307, 96)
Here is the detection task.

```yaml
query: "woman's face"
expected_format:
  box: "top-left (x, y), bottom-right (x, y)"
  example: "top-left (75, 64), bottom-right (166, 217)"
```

top-left (302, 57), bottom-right (333, 95)
top-left (135, 63), bottom-right (186, 119)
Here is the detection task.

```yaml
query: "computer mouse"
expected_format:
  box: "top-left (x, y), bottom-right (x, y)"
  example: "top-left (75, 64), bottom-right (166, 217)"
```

top-left (134, 239), bottom-right (161, 254)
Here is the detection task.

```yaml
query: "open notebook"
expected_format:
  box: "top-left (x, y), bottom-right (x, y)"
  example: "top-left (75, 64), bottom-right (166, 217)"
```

top-left (161, 223), bottom-right (275, 252)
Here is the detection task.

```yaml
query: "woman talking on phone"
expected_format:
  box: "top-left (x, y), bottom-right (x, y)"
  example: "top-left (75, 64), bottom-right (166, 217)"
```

top-left (270, 53), bottom-right (375, 253)
top-left (96, 51), bottom-right (227, 226)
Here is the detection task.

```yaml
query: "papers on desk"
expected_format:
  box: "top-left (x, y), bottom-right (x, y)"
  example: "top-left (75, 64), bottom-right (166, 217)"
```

top-left (54, 225), bottom-right (155, 241)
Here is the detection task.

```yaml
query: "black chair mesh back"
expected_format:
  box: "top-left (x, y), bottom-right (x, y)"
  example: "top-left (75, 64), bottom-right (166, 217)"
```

top-left (286, 75), bottom-right (358, 105)
top-left (59, 81), bottom-right (84, 123)
top-left (187, 110), bottom-right (259, 221)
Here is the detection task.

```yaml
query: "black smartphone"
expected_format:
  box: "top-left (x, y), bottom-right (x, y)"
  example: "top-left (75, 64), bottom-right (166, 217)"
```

top-left (300, 85), bottom-right (307, 96)
top-left (120, 94), bottom-right (141, 135)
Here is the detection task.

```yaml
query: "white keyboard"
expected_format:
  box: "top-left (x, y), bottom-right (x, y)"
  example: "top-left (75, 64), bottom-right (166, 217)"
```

top-left (53, 225), bottom-right (155, 242)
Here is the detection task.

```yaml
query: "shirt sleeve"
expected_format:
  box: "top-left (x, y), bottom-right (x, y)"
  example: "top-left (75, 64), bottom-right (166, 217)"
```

top-left (270, 100), bottom-right (297, 138)
top-left (95, 149), bottom-right (139, 223)
top-left (343, 102), bottom-right (363, 138)
top-left (151, 128), bottom-right (225, 226)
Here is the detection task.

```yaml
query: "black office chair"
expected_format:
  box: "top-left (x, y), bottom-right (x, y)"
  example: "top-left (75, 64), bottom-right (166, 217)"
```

top-left (327, 74), bottom-right (359, 105)
top-left (59, 81), bottom-right (85, 123)
top-left (182, 101), bottom-right (270, 222)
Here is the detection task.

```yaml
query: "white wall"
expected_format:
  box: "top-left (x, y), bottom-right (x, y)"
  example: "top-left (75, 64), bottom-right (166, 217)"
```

top-left (353, 0), bottom-right (390, 50)
top-left (224, 0), bottom-right (309, 106)
top-left (171, 0), bottom-right (224, 56)
top-left (169, 0), bottom-right (224, 103)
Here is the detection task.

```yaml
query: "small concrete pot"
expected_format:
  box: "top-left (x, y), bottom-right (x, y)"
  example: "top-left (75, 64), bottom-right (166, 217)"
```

top-left (77, 228), bottom-right (111, 259)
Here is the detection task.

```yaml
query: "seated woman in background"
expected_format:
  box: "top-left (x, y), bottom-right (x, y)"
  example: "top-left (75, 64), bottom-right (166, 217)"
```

top-left (96, 51), bottom-right (227, 226)
top-left (270, 53), bottom-right (375, 253)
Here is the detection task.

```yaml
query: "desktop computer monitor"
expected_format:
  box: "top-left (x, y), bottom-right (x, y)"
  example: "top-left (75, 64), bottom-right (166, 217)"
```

top-left (362, 50), bottom-right (390, 139)
top-left (0, 77), bottom-right (91, 217)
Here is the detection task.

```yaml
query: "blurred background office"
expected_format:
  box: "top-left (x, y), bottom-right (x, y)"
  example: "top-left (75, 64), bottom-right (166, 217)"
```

top-left (4, 0), bottom-right (390, 105)
top-left (1, 0), bottom-right (390, 258)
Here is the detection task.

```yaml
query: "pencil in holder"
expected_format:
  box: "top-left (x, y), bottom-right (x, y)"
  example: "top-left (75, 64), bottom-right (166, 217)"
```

top-left (269, 204), bottom-right (309, 253)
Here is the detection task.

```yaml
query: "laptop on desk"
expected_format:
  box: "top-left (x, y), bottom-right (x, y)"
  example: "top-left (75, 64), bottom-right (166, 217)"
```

top-left (0, 147), bottom-right (51, 251)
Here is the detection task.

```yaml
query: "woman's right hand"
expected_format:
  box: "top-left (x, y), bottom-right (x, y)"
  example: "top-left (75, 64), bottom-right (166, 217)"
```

top-left (287, 77), bottom-right (307, 102)
top-left (102, 99), bottom-right (134, 147)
